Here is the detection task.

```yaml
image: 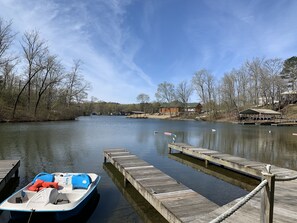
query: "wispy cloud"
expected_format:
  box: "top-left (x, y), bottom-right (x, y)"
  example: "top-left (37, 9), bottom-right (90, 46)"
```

top-left (185, 0), bottom-right (297, 77)
top-left (1, 0), bottom-right (297, 103)
top-left (0, 0), bottom-right (154, 103)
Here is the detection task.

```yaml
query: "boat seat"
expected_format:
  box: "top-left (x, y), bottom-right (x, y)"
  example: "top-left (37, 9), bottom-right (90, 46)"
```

top-left (26, 188), bottom-right (59, 208)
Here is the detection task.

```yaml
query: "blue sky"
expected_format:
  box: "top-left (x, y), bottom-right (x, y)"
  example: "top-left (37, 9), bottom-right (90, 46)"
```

top-left (1, 0), bottom-right (297, 103)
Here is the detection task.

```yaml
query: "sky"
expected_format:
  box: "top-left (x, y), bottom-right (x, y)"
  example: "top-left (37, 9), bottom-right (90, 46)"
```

top-left (1, 0), bottom-right (297, 103)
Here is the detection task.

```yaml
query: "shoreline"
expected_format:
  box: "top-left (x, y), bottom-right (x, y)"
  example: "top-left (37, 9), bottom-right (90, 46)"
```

top-left (127, 113), bottom-right (240, 123)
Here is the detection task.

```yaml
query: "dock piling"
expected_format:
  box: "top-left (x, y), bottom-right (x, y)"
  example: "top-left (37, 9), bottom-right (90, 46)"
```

top-left (261, 171), bottom-right (275, 223)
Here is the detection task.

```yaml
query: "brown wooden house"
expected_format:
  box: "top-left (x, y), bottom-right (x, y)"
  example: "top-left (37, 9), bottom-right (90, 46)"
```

top-left (185, 103), bottom-right (202, 113)
top-left (159, 102), bottom-right (202, 116)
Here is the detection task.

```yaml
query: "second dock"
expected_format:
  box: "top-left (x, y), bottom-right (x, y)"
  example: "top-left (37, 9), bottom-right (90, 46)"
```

top-left (104, 149), bottom-right (218, 223)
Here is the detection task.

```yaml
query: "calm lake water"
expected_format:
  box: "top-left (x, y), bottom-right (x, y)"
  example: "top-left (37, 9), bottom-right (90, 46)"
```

top-left (1, 116), bottom-right (297, 222)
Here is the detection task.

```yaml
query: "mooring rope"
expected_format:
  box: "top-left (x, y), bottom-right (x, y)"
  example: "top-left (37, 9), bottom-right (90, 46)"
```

top-left (209, 179), bottom-right (268, 223)
top-left (27, 209), bottom-right (35, 223)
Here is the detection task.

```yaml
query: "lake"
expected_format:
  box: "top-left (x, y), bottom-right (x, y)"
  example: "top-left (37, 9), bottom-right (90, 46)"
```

top-left (1, 116), bottom-right (297, 222)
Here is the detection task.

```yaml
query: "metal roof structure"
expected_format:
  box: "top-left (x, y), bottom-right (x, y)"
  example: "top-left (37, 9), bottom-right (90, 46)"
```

top-left (131, 111), bottom-right (145, 114)
top-left (239, 108), bottom-right (281, 115)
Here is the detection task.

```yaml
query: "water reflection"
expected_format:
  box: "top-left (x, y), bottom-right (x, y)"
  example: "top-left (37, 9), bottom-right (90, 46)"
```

top-left (1, 117), bottom-right (297, 222)
top-left (175, 122), bottom-right (297, 170)
top-left (168, 153), bottom-right (259, 192)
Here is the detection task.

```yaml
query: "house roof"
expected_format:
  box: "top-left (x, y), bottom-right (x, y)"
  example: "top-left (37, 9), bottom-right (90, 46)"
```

top-left (160, 102), bottom-right (201, 108)
top-left (131, 111), bottom-right (145, 114)
top-left (186, 103), bottom-right (201, 108)
top-left (239, 108), bottom-right (281, 115)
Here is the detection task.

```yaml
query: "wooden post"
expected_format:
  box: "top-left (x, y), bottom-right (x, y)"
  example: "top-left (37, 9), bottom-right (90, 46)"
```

top-left (205, 159), bottom-right (208, 168)
top-left (261, 171), bottom-right (275, 223)
top-left (168, 147), bottom-right (171, 154)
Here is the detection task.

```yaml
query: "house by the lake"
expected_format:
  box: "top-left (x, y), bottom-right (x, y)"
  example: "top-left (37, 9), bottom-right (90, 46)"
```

top-left (159, 102), bottom-right (202, 116)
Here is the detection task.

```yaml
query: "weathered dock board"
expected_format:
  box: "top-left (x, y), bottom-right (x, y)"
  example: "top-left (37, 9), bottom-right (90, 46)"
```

top-left (104, 149), bottom-right (218, 223)
top-left (193, 175), bottom-right (297, 222)
top-left (0, 160), bottom-right (20, 192)
top-left (168, 143), bottom-right (297, 222)
top-left (168, 143), bottom-right (297, 179)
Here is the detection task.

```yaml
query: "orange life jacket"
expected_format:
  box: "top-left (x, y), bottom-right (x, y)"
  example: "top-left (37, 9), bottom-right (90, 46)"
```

top-left (28, 179), bottom-right (59, 191)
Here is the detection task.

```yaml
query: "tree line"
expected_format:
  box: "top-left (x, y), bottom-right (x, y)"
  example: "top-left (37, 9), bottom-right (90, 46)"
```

top-left (0, 18), bottom-right (90, 121)
top-left (137, 56), bottom-right (297, 119)
top-left (1, 17), bottom-right (296, 121)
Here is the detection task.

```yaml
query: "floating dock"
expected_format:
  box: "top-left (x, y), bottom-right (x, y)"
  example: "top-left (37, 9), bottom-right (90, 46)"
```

top-left (104, 149), bottom-right (218, 223)
top-left (0, 160), bottom-right (20, 192)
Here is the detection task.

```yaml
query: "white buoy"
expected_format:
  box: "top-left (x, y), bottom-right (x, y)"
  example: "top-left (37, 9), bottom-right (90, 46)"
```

top-left (211, 129), bottom-right (216, 132)
top-left (268, 130), bottom-right (271, 133)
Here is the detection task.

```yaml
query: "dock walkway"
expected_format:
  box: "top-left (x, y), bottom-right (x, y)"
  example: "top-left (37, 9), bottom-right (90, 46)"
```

top-left (104, 147), bottom-right (297, 222)
top-left (0, 160), bottom-right (20, 192)
top-left (168, 143), bottom-right (297, 179)
top-left (168, 143), bottom-right (297, 222)
top-left (104, 149), bottom-right (218, 223)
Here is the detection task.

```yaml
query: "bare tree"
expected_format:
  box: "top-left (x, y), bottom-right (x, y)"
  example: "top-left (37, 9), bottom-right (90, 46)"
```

top-left (192, 69), bottom-right (208, 104)
top-left (0, 61), bottom-right (17, 93)
top-left (0, 18), bottom-right (17, 96)
top-left (34, 55), bottom-right (64, 116)
top-left (220, 72), bottom-right (238, 113)
top-left (235, 65), bottom-right (250, 108)
top-left (63, 60), bottom-right (90, 107)
top-left (0, 18), bottom-right (15, 67)
top-left (176, 80), bottom-right (193, 107)
top-left (192, 69), bottom-right (217, 114)
top-left (13, 30), bottom-right (47, 118)
top-left (137, 93), bottom-right (150, 104)
top-left (263, 58), bottom-right (285, 109)
top-left (137, 93), bottom-right (150, 112)
top-left (155, 82), bottom-right (175, 102)
top-left (245, 58), bottom-right (264, 106)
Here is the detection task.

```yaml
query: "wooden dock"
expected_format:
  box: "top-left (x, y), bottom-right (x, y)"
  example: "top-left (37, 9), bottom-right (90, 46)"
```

top-left (168, 143), bottom-right (297, 180)
top-left (168, 143), bottom-right (297, 222)
top-left (103, 162), bottom-right (168, 223)
top-left (0, 160), bottom-right (20, 192)
top-left (104, 149), bottom-right (219, 223)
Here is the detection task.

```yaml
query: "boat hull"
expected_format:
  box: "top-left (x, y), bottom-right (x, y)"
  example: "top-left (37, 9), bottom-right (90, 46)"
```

top-left (10, 188), bottom-right (99, 222)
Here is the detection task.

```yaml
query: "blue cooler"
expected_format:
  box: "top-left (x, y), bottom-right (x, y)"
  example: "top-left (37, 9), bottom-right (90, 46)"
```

top-left (71, 174), bottom-right (92, 189)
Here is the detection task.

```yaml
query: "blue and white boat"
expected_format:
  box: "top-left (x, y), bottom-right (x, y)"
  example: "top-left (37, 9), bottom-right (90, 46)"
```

top-left (0, 172), bottom-right (101, 221)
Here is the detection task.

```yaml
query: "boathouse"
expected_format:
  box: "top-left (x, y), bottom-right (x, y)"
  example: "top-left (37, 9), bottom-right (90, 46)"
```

top-left (239, 108), bottom-right (282, 121)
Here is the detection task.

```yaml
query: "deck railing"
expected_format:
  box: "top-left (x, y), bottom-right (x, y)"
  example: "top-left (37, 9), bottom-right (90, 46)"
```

top-left (210, 165), bottom-right (297, 223)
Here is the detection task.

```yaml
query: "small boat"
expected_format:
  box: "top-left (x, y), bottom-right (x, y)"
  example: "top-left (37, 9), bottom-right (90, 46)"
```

top-left (0, 172), bottom-right (101, 222)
